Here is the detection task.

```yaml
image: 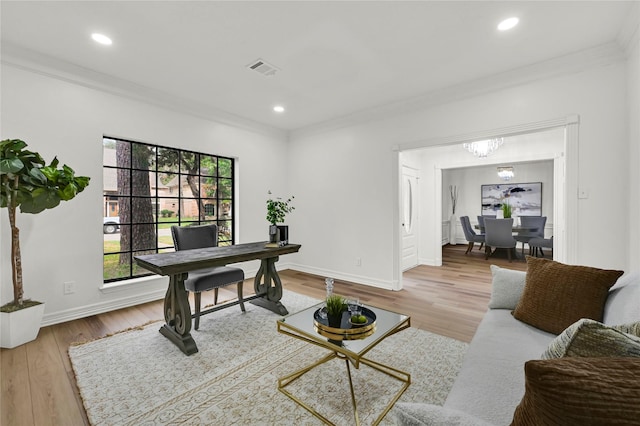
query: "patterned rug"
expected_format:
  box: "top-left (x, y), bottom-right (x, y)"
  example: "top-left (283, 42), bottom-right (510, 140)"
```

top-left (69, 292), bottom-right (467, 425)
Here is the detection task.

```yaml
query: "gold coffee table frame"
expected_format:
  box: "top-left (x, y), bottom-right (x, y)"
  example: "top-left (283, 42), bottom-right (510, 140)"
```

top-left (277, 303), bottom-right (411, 425)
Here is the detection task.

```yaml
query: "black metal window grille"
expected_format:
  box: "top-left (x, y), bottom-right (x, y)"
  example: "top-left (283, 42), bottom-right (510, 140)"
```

top-left (102, 137), bottom-right (235, 283)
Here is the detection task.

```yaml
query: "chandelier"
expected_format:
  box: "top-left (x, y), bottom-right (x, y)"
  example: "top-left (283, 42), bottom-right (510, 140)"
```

top-left (462, 138), bottom-right (504, 158)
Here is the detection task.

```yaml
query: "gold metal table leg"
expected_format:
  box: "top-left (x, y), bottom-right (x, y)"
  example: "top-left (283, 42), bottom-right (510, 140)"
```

top-left (277, 350), bottom-right (411, 425)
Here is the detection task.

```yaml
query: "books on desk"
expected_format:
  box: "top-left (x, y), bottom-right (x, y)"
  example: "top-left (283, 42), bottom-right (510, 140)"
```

top-left (265, 241), bottom-right (287, 248)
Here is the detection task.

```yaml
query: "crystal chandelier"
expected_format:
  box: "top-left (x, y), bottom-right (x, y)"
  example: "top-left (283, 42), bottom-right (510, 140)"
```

top-left (497, 166), bottom-right (514, 181)
top-left (462, 138), bottom-right (504, 158)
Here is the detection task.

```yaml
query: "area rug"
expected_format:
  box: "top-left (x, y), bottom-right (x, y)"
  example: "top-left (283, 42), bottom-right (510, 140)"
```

top-left (69, 292), bottom-right (468, 425)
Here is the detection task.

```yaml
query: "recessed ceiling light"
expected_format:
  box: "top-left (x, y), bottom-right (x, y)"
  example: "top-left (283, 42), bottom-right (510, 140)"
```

top-left (497, 17), bottom-right (519, 31)
top-left (91, 33), bottom-right (113, 45)
top-left (273, 105), bottom-right (285, 113)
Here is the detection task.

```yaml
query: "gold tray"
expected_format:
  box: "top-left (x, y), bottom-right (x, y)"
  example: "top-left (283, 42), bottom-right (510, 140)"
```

top-left (313, 306), bottom-right (377, 338)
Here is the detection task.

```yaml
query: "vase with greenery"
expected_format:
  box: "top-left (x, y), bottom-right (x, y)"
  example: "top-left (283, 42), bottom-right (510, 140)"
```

top-left (266, 191), bottom-right (295, 245)
top-left (325, 294), bottom-right (346, 328)
top-left (502, 201), bottom-right (512, 219)
top-left (0, 139), bottom-right (90, 347)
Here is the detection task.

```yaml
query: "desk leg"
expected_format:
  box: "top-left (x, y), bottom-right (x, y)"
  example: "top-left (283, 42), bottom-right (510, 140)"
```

top-left (159, 272), bottom-right (198, 355)
top-left (251, 256), bottom-right (289, 315)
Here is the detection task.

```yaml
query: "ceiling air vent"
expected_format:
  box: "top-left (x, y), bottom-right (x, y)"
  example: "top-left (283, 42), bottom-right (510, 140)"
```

top-left (247, 58), bottom-right (280, 77)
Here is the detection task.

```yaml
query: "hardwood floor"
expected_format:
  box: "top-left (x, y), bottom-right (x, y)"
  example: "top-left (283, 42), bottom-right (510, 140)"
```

top-left (0, 244), bottom-right (531, 426)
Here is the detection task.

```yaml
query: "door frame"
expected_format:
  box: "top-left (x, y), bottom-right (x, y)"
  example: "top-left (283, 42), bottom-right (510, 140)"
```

top-left (401, 165), bottom-right (420, 271)
top-left (392, 115), bottom-right (579, 291)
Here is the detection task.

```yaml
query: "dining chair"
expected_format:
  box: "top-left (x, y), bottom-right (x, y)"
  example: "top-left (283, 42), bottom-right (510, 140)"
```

top-left (514, 216), bottom-right (547, 256)
top-left (477, 215), bottom-right (496, 230)
top-left (460, 216), bottom-right (485, 254)
top-left (484, 218), bottom-right (517, 262)
top-left (529, 236), bottom-right (554, 258)
top-left (171, 224), bottom-right (245, 330)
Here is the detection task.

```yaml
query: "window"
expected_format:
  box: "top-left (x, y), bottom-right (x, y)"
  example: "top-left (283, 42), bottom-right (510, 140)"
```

top-left (102, 137), bottom-right (235, 282)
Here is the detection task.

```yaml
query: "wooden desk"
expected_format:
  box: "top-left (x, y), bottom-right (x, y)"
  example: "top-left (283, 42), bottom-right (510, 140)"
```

top-left (135, 242), bottom-right (301, 355)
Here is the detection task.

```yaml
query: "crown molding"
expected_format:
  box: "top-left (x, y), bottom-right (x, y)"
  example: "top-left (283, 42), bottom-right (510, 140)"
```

top-left (1, 42), bottom-right (287, 141)
top-left (2, 39), bottom-right (627, 143)
top-left (618, 2), bottom-right (640, 56)
top-left (290, 42), bottom-right (626, 140)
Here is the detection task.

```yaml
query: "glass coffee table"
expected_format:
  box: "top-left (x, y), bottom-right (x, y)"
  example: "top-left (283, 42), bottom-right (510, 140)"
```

top-left (277, 302), bottom-right (411, 425)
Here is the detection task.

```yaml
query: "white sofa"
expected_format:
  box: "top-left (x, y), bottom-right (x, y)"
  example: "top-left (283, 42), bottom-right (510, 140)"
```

top-left (394, 264), bottom-right (640, 426)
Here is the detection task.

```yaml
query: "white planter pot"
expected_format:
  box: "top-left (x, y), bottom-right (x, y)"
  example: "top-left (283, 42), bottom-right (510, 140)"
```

top-left (0, 302), bottom-right (45, 349)
top-left (449, 215), bottom-right (457, 245)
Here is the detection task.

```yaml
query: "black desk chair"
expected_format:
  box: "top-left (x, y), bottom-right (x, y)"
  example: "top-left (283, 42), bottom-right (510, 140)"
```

top-left (171, 224), bottom-right (245, 330)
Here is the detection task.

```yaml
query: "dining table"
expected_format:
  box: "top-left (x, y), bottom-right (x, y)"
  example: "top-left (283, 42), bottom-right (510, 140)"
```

top-left (474, 224), bottom-right (538, 234)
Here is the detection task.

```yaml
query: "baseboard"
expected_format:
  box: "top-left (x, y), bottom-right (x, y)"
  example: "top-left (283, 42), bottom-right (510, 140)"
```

top-left (40, 261), bottom-right (393, 326)
top-left (42, 264), bottom-right (264, 327)
top-left (287, 263), bottom-right (394, 290)
top-left (41, 289), bottom-right (168, 326)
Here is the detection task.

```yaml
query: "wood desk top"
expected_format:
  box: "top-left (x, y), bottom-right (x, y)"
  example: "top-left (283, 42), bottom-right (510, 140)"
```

top-left (135, 242), bottom-right (301, 276)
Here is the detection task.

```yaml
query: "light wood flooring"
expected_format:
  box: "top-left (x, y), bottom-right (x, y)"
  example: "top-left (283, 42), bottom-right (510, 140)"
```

top-left (1, 244), bottom-right (532, 426)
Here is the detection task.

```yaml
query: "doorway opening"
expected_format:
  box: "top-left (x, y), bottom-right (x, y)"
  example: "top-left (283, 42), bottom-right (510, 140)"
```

top-left (395, 116), bottom-right (580, 291)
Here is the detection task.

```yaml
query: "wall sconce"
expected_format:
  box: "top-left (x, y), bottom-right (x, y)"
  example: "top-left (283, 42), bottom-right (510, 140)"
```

top-left (497, 166), bottom-right (514, 181)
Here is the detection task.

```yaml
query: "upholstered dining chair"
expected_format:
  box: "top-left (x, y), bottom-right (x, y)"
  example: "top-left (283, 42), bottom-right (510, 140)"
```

top-left (460, 216), bottom-right (485, 254)
top-left (171, 224), bottom-right (245, 330)
top-left (515, 216), bottom-right (547, 255)
top-left (484, 218), bottom-right (517, 262)
top-left (529, 236), bottom-right (554, 258)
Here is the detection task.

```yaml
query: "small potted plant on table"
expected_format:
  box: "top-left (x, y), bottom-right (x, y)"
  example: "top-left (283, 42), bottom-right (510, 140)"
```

top-left (266, 191), bottom-right (295, 246)
top-left (325, 294), bottom-right (346, 328)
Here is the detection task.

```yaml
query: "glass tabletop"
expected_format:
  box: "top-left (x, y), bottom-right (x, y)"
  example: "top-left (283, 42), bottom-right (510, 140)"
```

top-left (278, 302), bottom-right (410, 356)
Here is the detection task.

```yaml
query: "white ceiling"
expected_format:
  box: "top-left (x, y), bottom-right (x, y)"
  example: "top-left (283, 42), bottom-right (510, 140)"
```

top-left (1, 1), bottom-right (637, 133)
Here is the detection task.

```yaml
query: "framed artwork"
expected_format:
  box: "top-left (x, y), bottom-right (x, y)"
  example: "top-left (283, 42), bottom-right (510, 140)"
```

top-left (481, 182), bottom-right (542, 216)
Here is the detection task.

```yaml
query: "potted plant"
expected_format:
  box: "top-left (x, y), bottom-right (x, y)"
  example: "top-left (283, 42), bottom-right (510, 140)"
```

top-left (502, 201), bottom-right (512, 219)
top-left (0, 139), bottom-right (90, 348)
top-left (266, 191), bottom-right (295, 246)
top-left (325, 294), bottom-right (346, 328)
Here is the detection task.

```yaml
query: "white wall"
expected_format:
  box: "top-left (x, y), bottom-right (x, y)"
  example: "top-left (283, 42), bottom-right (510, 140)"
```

top-left (288, 61), bottom-right (631, 290)
top-left (0, 65), bottom-right (289, 324)
top-left (627, 10), bottom-right (640, 270)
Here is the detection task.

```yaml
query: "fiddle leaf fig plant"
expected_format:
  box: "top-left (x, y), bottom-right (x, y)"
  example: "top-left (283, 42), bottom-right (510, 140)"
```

top-left (0, 139), bottom-right (90, 311)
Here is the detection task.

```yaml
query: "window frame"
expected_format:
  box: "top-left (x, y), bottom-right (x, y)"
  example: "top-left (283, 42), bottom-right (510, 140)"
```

top-left (102, 136), bottom-right (236, 283)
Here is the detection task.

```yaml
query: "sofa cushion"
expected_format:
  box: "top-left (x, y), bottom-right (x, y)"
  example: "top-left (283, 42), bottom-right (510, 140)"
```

top-left (541, 318), bottom-right (640, 359)
top-left (512, 257), bottom-right (623, 334)
top-left (510, 357), bottom-right (640, 426)
top-left (393, 403), bottom-right (493, 426)
top-left (488, 265), bottom-right (526, 309)
top-left (444, 310), bottom-right (554, 426)
top-left (604, 272), bottom-right (640, 325)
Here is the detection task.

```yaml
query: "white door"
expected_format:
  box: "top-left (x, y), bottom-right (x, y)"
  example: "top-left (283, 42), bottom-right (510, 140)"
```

top-left (402, 166), bottom-right (419, 271)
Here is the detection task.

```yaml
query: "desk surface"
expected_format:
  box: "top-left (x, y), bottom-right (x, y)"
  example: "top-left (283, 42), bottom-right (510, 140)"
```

top-left (135, 242), bottom-right (301, 276)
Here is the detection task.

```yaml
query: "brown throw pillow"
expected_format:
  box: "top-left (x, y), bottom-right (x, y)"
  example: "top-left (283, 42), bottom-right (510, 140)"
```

top-left (512, 257), bottom-right (623, 334)
top-left (511, 357), bottom-right (640, 426)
